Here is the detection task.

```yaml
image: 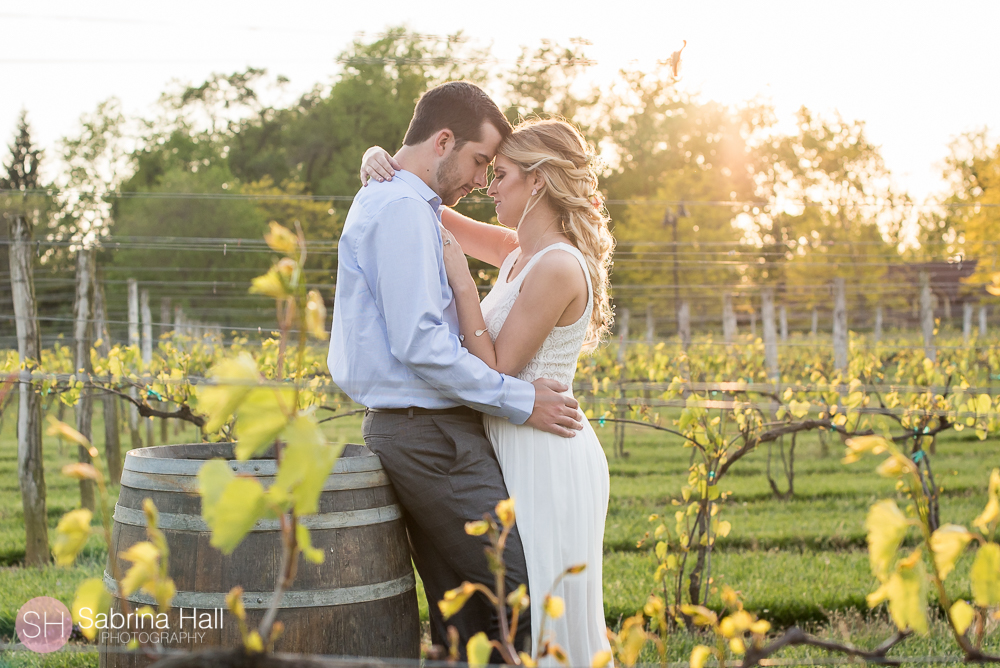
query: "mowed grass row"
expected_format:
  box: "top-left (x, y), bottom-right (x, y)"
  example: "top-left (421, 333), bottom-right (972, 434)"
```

top-left (2, 404), bottom-right (998, 655)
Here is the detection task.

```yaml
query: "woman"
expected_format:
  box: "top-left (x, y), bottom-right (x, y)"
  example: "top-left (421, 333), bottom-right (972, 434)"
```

top-left (361, 119), bottom-right (614, 665)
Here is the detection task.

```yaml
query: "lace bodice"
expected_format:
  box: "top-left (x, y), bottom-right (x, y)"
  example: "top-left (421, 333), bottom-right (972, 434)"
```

top-left (479, 243), bottom-right (593, 386)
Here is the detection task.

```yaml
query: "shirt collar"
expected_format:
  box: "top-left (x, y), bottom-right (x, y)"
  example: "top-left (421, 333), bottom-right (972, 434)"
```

top-left (394, 170), bottom-right (442, 217)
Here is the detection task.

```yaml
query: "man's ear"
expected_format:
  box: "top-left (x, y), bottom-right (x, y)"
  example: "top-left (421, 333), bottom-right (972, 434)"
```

top-left (433, 129), bottom-right (455, 157)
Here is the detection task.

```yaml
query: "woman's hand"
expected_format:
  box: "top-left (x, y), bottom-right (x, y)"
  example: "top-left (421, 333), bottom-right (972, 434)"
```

top-left (440, 226), bottom-right (475, 294)
top-left (360, 146), bottom-right (401, 186)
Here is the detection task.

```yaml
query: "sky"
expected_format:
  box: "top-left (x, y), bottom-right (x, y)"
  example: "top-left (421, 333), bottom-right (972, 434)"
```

top-left (3, 0), bottom-right (999, 203)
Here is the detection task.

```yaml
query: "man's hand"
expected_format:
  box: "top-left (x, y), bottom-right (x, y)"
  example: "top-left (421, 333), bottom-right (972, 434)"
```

top-left (526, 378), bottom-right (583, 438)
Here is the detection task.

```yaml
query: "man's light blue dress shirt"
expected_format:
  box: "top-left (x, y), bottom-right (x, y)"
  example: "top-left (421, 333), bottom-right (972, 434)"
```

top-left (328, 170), bottom-right (535, 423)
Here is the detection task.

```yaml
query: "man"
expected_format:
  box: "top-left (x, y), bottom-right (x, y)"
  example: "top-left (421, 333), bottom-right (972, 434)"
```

top-left (328, 81), bottom-right (583, 655)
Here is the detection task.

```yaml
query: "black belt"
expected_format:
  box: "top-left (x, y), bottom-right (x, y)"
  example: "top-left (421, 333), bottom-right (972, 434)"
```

top-left (366, 405), bottom-right (480, 418)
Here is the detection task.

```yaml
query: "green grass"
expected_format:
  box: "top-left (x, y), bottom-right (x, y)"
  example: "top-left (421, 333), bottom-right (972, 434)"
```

top-left (2, 403), bottom-right (998, 665)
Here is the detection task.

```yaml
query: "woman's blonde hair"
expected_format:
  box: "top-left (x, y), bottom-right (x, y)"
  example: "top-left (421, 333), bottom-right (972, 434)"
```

top-left (500, 118), bottom-right (614, 349)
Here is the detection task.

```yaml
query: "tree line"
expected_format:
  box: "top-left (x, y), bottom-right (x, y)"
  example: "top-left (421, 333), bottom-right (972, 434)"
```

top-left (2, 28), bottom-right (999, 345)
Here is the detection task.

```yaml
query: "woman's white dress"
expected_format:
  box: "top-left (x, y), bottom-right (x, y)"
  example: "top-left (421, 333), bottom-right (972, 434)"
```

top-left (480, 243), bottom-right (612, 666)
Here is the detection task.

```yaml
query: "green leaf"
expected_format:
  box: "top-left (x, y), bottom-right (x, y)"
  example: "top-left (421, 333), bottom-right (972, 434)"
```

top-left (72, 578), bottom-right (111, 641)
top-left (466, 632), bottom-right (493, 668)
top-left (234, 387), bottom-right (294, 460)
top-left (272, 416), bottom-right (341, 515)
top-left (865, 499), bottom-right (910, 581)
top-left (296, 524), bottom-right (325, 564)
top-left (196, 353), bottom-right (260, 433)
top-left (201, 474), bottom-right (268, 555)
top-left (971, 543), bottom-right (1000, 607)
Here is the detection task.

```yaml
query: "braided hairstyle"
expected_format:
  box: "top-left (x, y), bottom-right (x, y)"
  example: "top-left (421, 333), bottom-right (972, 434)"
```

top-left (500, 118), bottom-right (614, 350)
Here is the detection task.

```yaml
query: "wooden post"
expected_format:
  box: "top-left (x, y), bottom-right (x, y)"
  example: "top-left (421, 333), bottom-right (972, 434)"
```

top-left (779, 304), bottom-right (788, 343)
top-left (761, 288), bottom-right (779, 380)
top-left (73, 248), bottom-right (95, 510)
top-left (126, 279), bottom-right (142, 449)
top-left (8, 211), bottom-right (49, 566)
top-left (874, 306), bottom-right (883, 343)
top-left (980, 305), bottom-right (988, 338)
top-left (678, 300), bottom-right (691, 350)
top-left (964, 302), bottom-right (974, 343)
top-left (160, 297), bottom-right (171, 337)
top-left (920, 271), bottom-right (935, 363)
top-left (141, 289), bottom-right (153, 446)
top-left (811, 308), bottom-right (818, 338)
top-left (645, 303), bottom-right (654, 344)
top-left (722, 293), bottom-right (736, 343)
top-left (92, 272), bottom-right (122, 485)
top-left (832, 278), bottom-right (848, 373)
top-left (616, 307), bottom-right (630, 363)
top-left (943, 294), bottom-right (952, 326)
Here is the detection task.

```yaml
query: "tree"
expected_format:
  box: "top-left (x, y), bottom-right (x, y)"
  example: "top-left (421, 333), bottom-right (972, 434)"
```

top-left (923, 129), bottom-right (1000, 297)
top-left (749, 108), bottom-right (908, 322)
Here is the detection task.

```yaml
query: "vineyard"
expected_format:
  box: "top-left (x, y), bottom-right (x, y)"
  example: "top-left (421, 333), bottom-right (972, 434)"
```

top-left (3, 313), bottom-right (1000, 664)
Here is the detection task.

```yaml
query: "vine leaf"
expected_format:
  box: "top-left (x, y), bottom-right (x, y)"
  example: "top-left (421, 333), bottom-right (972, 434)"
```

top-left (929, 524), bottom-right (972, 580)
top-left (865, 499), bottom-right (910, 581)
top-left (971, 542), bottom-right (1000, 607)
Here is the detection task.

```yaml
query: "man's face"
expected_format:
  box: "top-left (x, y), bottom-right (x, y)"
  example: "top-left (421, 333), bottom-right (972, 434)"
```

top-left (435, 122), bottom-right (503, 207)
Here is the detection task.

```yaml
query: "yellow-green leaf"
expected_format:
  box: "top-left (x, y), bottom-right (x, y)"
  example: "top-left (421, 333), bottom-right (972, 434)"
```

top-left (234, 388), bottom-right (293, 460)
top-left (496, 497), bottom-right (515, 528)
top-left (690, 645), bottom-right (713, 668)
top-left (466, 632), bottom-right (493, 668)
top-left (72, 578), bottom-right (111, 641)
top-left (880, 551), bottom-right (929, 635)
top-left (865, 499), bottom-right (910, 581)
top-left (789, 400), bottom-right (810, 419)
top-left (119, 541), bottom-right (160, 596)
top-left (296, 524), bottom-right (325, 564)
top-left (196, 354), bottom-right (260, 433)
top-left (264, 221), bottom-right (299, 256)
top-left (544, 594), bottom-right (565, 619)
top-left (949, 600), bottom-right (976, 636)
top-left (305, 290), bottom-right (328, 340)
top-left (52, 508), bottom-right (93, 566)
top-left (272, 416), bottom-right (340, 515)
top-left (202, 476), bottom-right (268, 555)
top-left (929, 525), bottom-right (972, 581)
top-left (971, 543), bottom-right (1000, 607)
top-left (464, 520), bottom-right (490, 536)
top-left (438, 582), bottom-right (476, 620)
top-left (976, 393), bottom-right (992, 415)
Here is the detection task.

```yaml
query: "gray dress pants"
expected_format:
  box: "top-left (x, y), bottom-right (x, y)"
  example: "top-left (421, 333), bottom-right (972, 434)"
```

top-left (361, 407), bottom-right (532, 658)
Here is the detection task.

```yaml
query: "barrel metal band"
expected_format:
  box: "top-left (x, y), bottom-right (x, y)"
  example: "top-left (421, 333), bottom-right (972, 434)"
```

top-left (102, 571), bottom-right (415, 609)
top-left (113, 504), bottom-right (401, 532)
top-left (124, 454), bottom-right (384, 476)
top-left (119, 469), bottom-right (390, 494)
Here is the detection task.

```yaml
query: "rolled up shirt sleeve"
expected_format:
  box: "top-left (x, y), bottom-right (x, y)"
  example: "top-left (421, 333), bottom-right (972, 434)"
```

top-left (356, 198), bottom-right (534, 423)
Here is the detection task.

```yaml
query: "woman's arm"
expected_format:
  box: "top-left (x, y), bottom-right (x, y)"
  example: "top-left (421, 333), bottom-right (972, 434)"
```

top-left (360, 146), bottom-right (518, 267)
top-left (441, 207), bottom-right (518, 268)
top-left (440, 228), bottom-right (587, 376)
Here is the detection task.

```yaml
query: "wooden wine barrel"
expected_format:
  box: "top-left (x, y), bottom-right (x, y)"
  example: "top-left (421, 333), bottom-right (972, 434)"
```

top-left (98, 443), bottom-right (420, 668)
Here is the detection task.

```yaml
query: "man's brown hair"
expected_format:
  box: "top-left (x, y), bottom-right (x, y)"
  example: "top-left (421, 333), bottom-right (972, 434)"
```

top-left (403, 81), bottom-right (512, 148)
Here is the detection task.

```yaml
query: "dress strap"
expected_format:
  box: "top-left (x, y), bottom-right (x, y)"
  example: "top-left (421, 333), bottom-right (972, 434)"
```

top-left (518, 243), bottom-right (593, 304)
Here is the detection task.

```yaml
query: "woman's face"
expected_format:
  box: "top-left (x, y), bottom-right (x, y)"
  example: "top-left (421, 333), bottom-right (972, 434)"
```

top-left (486, 154), bottom-right (533, 229)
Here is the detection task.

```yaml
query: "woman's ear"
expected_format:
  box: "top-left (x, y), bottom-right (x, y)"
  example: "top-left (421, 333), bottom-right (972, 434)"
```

top-left (531, 171), bottom-right (546, 192)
